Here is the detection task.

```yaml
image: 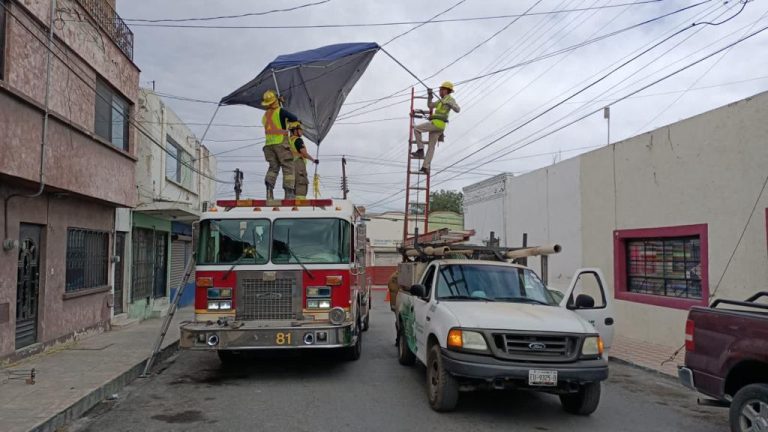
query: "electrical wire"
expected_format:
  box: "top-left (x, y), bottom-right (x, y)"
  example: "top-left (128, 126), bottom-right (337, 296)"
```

top-left (125, 1), bottom-right (665, 29)
top-left (124, 1), bottom-right (331, 23)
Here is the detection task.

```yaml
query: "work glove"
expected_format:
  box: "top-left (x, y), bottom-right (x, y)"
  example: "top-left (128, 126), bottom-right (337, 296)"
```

top-left (313, 159), bottom-right (319, 165)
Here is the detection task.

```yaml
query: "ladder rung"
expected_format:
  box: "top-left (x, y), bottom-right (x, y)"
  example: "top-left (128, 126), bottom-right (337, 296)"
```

top-left (411, 186), bottom-right (427, 191)
top-left (414, 95), bottom-right (429, 99)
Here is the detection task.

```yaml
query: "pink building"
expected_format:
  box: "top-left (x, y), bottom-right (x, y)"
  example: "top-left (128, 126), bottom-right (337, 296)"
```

top-left (0, 0), bottom-right (139, 361)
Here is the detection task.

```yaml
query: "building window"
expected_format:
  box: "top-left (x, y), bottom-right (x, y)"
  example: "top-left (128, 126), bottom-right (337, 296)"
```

top-left (0, 0), bottom-right (5, 80)
top-left (165, 136), bottom-right (195, 190)
top-left (65, 229), bottom-right (109, 292)
top-left (614, 224), bottom-right (708, 310)
top-left (95, 78), bottom-right (129, 150)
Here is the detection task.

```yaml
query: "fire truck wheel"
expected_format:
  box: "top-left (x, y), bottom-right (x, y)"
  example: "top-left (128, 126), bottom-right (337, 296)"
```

top-left (217, 350), bottom-right (242, 365)
top-left (343, 317), bottom-right (363, 361)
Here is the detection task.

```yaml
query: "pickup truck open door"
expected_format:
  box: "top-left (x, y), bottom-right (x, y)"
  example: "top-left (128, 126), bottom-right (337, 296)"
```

top-left (560, 268), bottom-right (615, 351)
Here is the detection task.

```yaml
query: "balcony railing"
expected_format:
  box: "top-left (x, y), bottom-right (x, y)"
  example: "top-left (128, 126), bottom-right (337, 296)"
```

top-left (75, 0), bottom-right (134, 60)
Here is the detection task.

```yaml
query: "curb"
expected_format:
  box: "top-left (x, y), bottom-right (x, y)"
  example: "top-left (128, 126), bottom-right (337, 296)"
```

top-left (29, 340), bottom-right (180, 432)
top-left (609, 356), bottom-right (678, 382)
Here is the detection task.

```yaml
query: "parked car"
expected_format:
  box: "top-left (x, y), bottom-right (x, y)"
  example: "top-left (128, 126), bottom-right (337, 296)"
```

top-left (678, 292), bottom-right (768, 432)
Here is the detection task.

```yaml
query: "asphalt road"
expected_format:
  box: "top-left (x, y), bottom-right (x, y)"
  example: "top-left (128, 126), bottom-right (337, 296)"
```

top-left (70, 292), bottom-right (728, 432)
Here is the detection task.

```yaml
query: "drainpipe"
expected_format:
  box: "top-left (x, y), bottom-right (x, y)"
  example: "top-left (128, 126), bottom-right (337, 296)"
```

top-left (3, 0), bottom-right (57, 251)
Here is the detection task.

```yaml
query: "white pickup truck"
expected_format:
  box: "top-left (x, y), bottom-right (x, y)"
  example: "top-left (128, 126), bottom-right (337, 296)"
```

top-left (394, 259), bottom-right (615, 413)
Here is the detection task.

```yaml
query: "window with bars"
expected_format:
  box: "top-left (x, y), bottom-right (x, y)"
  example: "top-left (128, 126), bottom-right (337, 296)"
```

top-left (65, 229), bottom-right (109, 292)
top-left (613, 224), bottom-right (708, 310)
top-left (626, 237), bottom-right (702, 299)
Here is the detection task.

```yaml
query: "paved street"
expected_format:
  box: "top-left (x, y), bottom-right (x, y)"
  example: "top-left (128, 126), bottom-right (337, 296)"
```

top-left (70, 293), bottom-right (728, 432)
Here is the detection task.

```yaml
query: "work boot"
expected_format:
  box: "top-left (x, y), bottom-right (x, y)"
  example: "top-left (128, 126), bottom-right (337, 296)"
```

top-left (266, 186), bottom-right (275, 201)
top-left (411, 149), bottom-right (425, 159)
top-left (284, 189), bottom-right (296, 199)
top-left (420, 166), bottom-right (430, 175)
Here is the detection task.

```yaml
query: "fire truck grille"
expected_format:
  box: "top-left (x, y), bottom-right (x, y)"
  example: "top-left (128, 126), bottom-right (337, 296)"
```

top-left (492, 333), bottom-right (578, 362)
top-left (237, 278), bottom-right (296, 320)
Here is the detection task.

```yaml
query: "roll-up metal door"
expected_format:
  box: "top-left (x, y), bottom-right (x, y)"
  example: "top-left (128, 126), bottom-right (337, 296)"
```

top-left (169, 240), bottom-right (188, 290)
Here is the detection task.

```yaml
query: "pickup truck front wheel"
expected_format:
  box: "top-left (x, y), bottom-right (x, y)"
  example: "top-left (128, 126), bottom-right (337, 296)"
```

top-left (560, 382), bottom-right (601, 415)
top-left (730, 383), bottom-right (768, 432)
top-left (427, 344), bottom-right (459, 412)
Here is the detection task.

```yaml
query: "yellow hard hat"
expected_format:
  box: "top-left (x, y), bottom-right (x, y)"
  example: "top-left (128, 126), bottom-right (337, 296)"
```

top-left (440, 81), bottom-right (454, 92)
top-left (288, 121), bottom-right (302, 130)
top-left (261, 90), bottom-right (278, 107)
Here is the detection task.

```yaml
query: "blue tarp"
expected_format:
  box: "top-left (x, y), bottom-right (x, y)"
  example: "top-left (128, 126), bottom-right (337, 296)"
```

top-left (220, 42), bottom-right (381, 144)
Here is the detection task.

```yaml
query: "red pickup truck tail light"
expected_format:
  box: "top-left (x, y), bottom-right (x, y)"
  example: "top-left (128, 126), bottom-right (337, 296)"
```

top-left (685, 319), bottom-right (695, 351)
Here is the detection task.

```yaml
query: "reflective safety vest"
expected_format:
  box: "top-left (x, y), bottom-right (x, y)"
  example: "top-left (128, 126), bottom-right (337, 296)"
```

top-left (262, 108), bottom-right (288, 145)
top-left (289, 136), bottom-right (308, 164)
top-left (430, 95), bottom-right (454, 130)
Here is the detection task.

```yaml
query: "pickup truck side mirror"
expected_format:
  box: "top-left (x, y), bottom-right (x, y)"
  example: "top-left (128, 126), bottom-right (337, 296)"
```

top-left (573, 294), bottom-right (596, 309)
top-left (409, 284), bottom-right (427, 299)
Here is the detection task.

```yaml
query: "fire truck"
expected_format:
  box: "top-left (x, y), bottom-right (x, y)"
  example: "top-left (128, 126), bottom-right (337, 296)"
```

top-left (179, 198), bottom-right (371, 363)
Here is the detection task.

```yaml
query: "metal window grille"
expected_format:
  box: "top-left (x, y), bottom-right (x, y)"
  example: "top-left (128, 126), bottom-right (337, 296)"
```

top-left (74, 0), bottom-right (134, 60)
top-left (65, 229), bottom-right (109, 292)
top-left (626, 236), bottom-right (702, 299)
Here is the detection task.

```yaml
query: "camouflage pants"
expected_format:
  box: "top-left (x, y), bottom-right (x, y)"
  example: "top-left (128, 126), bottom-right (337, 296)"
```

top-left (294, 159), bottom-right (309, 198)
top-left (263, 143), bottom-right (295, 191)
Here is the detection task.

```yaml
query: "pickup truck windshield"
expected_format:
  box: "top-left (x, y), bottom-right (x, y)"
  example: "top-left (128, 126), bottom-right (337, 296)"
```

top-left (436, 264), bottom-right (557, 305)
top-left (198, 219), bottom-right (270, 265)
top-left (272, 218), bottom-right (351, 264)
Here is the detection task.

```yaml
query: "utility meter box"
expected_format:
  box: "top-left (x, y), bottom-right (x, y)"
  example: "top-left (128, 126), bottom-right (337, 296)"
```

top-left (397, 262), bottom-right (427, 289)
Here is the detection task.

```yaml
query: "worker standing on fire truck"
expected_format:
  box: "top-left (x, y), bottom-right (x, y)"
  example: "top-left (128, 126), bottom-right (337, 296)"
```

top-left (287, 121), bottom-right (317, 200)
top-left (261, 90), bottom-right (300, 200)
top-left (411, 81), bottom-right (460, 175)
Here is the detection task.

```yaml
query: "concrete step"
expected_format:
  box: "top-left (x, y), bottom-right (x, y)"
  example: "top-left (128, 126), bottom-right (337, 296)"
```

top-left (110, 314), bottom-right (139, 329)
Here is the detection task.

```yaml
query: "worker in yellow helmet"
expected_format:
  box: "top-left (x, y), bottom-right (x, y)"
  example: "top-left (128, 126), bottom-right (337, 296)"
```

top-left (287, 121), bottom-right (317, 200)
top-left (261, 90), bottom-right (300, 200)
top-left (411, 81), bottom-right (460, 175)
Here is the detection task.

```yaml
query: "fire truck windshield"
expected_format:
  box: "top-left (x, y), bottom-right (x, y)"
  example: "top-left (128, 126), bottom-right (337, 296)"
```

top-left (272, 218), bottom-right (351, 264)
top-left (198, 219), bottom-right (270, 265)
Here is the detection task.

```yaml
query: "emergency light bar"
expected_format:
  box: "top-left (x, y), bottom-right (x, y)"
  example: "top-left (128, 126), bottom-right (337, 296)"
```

top-left (215, 199), bottom-right (333, 208)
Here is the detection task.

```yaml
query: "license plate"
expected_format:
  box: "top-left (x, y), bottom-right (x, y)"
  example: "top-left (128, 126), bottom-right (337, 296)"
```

top-left (528, 370), bottom-right (558, 386)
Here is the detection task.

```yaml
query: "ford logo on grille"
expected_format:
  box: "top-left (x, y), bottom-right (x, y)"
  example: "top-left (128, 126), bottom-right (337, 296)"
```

top-left (528, 342), bottom-right (547, 351)
top-left (255, 292), bottom-right (282, 300)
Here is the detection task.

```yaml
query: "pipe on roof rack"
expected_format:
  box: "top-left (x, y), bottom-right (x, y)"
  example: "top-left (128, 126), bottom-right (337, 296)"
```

top-left (505, 244), bottom-right (562, 259)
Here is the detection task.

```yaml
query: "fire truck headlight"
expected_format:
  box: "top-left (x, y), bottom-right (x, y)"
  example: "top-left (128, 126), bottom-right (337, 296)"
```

top-left (318, 299), bottom-right (331, 309)
top-left (329, 307), bottom-right (345, 325)
top-left (207, 301), bottom-right (220, 310)
top-left (219, 300), bottom-right (232, 310)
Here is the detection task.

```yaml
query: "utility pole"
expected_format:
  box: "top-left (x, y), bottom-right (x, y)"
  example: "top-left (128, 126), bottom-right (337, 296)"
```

top-left (604, 106), bottom-right (611, 146)
top-left (233, 168), bottom-right (243, 200)
top-left (341, 156), bottom-right (349, 200)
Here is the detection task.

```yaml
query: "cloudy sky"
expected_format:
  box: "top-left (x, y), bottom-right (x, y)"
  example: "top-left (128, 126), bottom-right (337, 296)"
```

top-left (117, 0), bottom-right (768, 211)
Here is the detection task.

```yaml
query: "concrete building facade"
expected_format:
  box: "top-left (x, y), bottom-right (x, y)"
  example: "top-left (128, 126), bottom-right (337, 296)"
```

top-left (113, 89), bottom-right (218, 321)
top-left (0, 0), bottom-right (139, 360)
top-left (463, 91), bottom-right (768, 349)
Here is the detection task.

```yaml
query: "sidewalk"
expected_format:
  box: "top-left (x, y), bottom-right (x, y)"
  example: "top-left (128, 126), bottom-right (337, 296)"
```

top-left (0, 308), bottom-right (192, 432)
top-left (610, 335), bottom-right (686, 378)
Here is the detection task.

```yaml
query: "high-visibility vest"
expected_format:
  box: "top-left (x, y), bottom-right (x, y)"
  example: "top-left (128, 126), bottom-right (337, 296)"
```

top-left (289, 136), bottom-right (308, 164)
top-left (430, 95), bottom-right (454, 129)
top-left (262, 108), bottom-right (288, 145)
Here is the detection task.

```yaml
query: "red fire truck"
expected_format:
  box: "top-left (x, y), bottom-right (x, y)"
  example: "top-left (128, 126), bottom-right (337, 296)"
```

top-left (179, 199), bottom-right (371, 362)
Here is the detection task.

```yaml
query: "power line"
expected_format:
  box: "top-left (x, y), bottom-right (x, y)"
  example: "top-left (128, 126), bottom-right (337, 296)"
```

top-left (125, 1), bottom-right (665, 29)
top-left (124, 0), bottom-right (331, 23)
top-left (365, 16), bottom-right (768, 209)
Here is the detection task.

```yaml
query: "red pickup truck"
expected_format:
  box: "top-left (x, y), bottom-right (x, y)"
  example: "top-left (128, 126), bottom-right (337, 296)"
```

top-left (678, 292), bottom-right (768, 432)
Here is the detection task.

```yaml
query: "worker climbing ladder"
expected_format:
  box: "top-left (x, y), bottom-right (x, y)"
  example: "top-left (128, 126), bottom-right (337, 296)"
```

top-left (402, 87), bottom-right (435, 246)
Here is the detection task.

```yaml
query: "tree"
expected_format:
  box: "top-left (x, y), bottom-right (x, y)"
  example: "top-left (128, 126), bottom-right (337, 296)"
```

top-left (429, 190), bottom-right (463, 214)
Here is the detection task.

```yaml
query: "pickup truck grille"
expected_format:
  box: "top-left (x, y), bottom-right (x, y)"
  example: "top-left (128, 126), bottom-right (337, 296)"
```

top-left (493, 333), bottom-right (578, 362)
top-left (236, 278), bottom-right (296, 320)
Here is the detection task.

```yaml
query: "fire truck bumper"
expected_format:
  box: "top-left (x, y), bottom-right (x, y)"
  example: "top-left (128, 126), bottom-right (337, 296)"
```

top-left (179, 321), bottom-right (357, 350)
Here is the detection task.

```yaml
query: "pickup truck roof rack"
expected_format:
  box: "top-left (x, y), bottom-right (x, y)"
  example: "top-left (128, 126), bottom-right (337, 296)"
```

top-left (709, 291), bottom-right (768, 312)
